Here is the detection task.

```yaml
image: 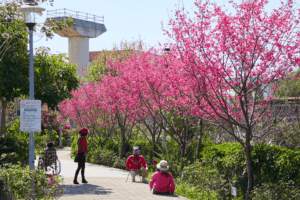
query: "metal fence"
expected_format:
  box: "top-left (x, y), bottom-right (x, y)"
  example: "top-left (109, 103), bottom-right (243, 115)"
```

top-left (47, 8), bottom-right (104, 24)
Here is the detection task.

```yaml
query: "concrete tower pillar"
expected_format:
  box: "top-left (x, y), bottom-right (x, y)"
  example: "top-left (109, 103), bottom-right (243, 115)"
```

top-left (68, 37), bottom-right (89, 76)
top-left (45, 9), bottom-right (107, 77)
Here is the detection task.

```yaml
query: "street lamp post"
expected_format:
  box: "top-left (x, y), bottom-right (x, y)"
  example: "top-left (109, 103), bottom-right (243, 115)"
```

top-left (17, 2), bottom-right (45, 199)
top-left (163, 47), bottom-right (171, 159)
top-left (57, 105), bottom-right (62, 148)
top-left (70, 119), bottom-right (74, 138)
top-left (15, 98), bottom-right (17, 119)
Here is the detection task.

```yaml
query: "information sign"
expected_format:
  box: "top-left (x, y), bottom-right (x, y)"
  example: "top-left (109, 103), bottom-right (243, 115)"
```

top-left (20, 100), bottom-right (41, 132)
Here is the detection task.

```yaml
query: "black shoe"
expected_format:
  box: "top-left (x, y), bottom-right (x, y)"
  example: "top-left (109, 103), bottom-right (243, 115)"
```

top-left (73, 180), bottom-right (79, 184)
top-left (82, 179), bottom-right (88, 184)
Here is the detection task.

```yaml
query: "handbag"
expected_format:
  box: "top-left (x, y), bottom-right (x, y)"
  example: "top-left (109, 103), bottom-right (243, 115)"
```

top-left (74, 154), bottom-right (79, 162)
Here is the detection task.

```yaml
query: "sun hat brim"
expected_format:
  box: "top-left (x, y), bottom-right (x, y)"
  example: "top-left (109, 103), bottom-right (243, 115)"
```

top-left (156, 163), bottom-right (169, 170)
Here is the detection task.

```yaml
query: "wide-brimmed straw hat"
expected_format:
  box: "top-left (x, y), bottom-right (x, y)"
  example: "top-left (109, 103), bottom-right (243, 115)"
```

top-left (157, 160), bottom-right (169, 171)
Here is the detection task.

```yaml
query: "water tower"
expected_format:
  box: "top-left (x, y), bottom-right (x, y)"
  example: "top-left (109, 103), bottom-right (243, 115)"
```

top-left (45, 9), bottom-right (107, 77)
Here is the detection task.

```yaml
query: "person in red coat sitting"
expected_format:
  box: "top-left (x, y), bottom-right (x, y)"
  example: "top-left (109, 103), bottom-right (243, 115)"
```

top-left (149, 160), bottom-right (175, 195)
top-left (126, 146), bottom-right (149, 183)
top-left (73, 127), bottom-right (89, 184)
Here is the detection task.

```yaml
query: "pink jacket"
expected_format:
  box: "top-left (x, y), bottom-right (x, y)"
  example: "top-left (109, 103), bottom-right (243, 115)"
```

top-left (149, 171), bottom-right (175, 194)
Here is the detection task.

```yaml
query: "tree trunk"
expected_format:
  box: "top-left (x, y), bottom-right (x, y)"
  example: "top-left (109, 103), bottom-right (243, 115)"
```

top-left (195, 119), bottom-right (203, 162)
top-left (0, 98), bottom-right (7, 135)
top-left (152, 133), bottom-right (156, 160)
top-left (180, 140), bottom-right (186, 172)
top-left (245, 130), bottom-right (254, 200)
top-left (120, 128), bottom-right (126, 158)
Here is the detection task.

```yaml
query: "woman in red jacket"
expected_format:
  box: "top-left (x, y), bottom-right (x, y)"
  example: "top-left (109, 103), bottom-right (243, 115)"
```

top-left (73, 127), bottom-right (89, 184)
top-left (149, 160), bottom-right (175, 195)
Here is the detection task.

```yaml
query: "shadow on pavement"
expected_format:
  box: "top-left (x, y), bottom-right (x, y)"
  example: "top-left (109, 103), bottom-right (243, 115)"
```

top-left (152, 194), bottom-right (181, 198)
top-left (58, 184), bottom-right (113, 195)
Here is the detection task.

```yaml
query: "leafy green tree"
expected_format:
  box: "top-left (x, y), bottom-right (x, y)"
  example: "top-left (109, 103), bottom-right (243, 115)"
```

top-left (0, 1), bottom-right (74, 62)
top-left (0, 2), bottom-right (78, 135)
top-left (83, 41), bottom-right (143, 82)
top-left (276, 70), bottom-right (300, 98)
top-left (0, 47), bottom-right (80, 134)
top-left (33, 47), bottom-right (80, 110)
top-left (0, 3), bottom-right (28, 134)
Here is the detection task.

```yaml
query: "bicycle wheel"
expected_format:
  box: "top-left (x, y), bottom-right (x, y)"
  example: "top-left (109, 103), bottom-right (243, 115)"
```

top-left (37, 159), bottom-right (44, 171)
top-left (56, 159), bottom-right (61, 175)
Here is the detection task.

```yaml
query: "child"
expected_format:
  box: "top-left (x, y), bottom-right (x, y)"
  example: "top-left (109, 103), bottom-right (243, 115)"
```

top-left (149, 160), bottom-right (175, 195)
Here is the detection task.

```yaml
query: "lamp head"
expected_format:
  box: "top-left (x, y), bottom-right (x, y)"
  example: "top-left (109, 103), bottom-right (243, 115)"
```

top-left (164, 48), bottom-right (170, 52)
top-left (17, 3), bottom-right (45, 24)
top-left (23, 0), bottom-right (35, 4)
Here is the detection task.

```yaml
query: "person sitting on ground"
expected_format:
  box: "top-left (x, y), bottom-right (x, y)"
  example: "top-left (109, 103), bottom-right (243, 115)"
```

top-left (43, 142), bottom-right (58, 171)
top-left (149, 160), bottom-right (175, 195)
top-left (126, 146), bottom-right (149, 183)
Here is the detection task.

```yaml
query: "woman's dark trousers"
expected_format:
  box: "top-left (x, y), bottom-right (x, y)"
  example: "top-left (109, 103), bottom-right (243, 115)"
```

top-left (153, 189), bottom-right (171, 195)
top-left (74, 152), bottom-right (87, 183)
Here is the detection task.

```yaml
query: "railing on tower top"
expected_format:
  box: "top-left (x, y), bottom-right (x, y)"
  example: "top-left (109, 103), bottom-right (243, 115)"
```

top-left (47, 8), bottom-right (104, 24)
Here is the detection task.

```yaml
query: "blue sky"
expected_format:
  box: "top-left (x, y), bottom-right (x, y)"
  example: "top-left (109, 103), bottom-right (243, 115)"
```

top-left (34, 0), bottom-right (283, 55)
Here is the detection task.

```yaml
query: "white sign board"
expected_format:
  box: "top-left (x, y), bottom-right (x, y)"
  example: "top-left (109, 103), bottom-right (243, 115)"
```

top-left (20, 100), bottom-right (41, 132)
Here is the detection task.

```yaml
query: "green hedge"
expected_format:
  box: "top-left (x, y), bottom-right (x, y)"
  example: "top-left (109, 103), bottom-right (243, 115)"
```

top-left (71, 135), bottom-right (158, 170)
top-left (199, 142), bottom-right (300, 199)
top-left (70, 133), bottom-right (211, 177)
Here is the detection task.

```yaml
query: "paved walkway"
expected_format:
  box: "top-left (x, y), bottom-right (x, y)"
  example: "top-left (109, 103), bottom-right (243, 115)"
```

top-left (42, 147), bottom-right (189, 200)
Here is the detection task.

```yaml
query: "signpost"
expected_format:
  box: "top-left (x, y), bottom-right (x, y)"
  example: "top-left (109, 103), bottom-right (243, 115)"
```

top-left (20, 100), bottom-right (41, 132)
top-left (20, 100), bottom-right (41, 173)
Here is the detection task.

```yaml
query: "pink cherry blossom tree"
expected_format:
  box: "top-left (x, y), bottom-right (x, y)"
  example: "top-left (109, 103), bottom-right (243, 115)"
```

top-left (105, 49), bottom-right (202, 171)
top-left (59, 81), bottom-right (117, 149)
top-left (163, 0), bottom-right (300, 198)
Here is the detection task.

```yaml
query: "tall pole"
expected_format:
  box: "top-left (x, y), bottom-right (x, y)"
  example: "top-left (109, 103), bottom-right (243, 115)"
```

top-left (18, 4), bottom-right (46, 200)
top-left (15, 98), bottom-right (17, 119)
top-left (163, 48), bottom-right (170, 159)
top-left (163, 109), bottom-right (167, 159)
top-left (29, 26), bottom-right (35, 169)
top-left (28, 24), bottom-right (35, 200)
top-left (59, 122), bottom-right (62, 147)
top-left (70, 119), bottom-right (73, 138)
top-left (58, 105), bottom-right (62, 148)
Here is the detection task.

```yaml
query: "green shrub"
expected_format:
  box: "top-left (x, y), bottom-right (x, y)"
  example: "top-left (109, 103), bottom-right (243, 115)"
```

top-left (179, 162), bottom-right (232, 199)
top-left (103, 138), bottom-right (120, 154)
top-left (0, 136), bottom-right (27, 167)
top-left (0, 163), bottom-right (64, 199)
top-left (175, 181), bottom-right (220, 200)
top-left (201, 142), bottom-right (246, 187)
top-left (251, 144), bottom-right (300, 186)
top-left (200, 142), bottom-right (300, 198)
top-left (250, 180), bottom-right (300, 200)
top-left (1, 119), bottom-right (63, 166)
top-left (70, 134), bottom-right (80, 159)
top-left (1, 119), bottom-right (30, 166)
top-left (112, 156), bottom-right (127, 170)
